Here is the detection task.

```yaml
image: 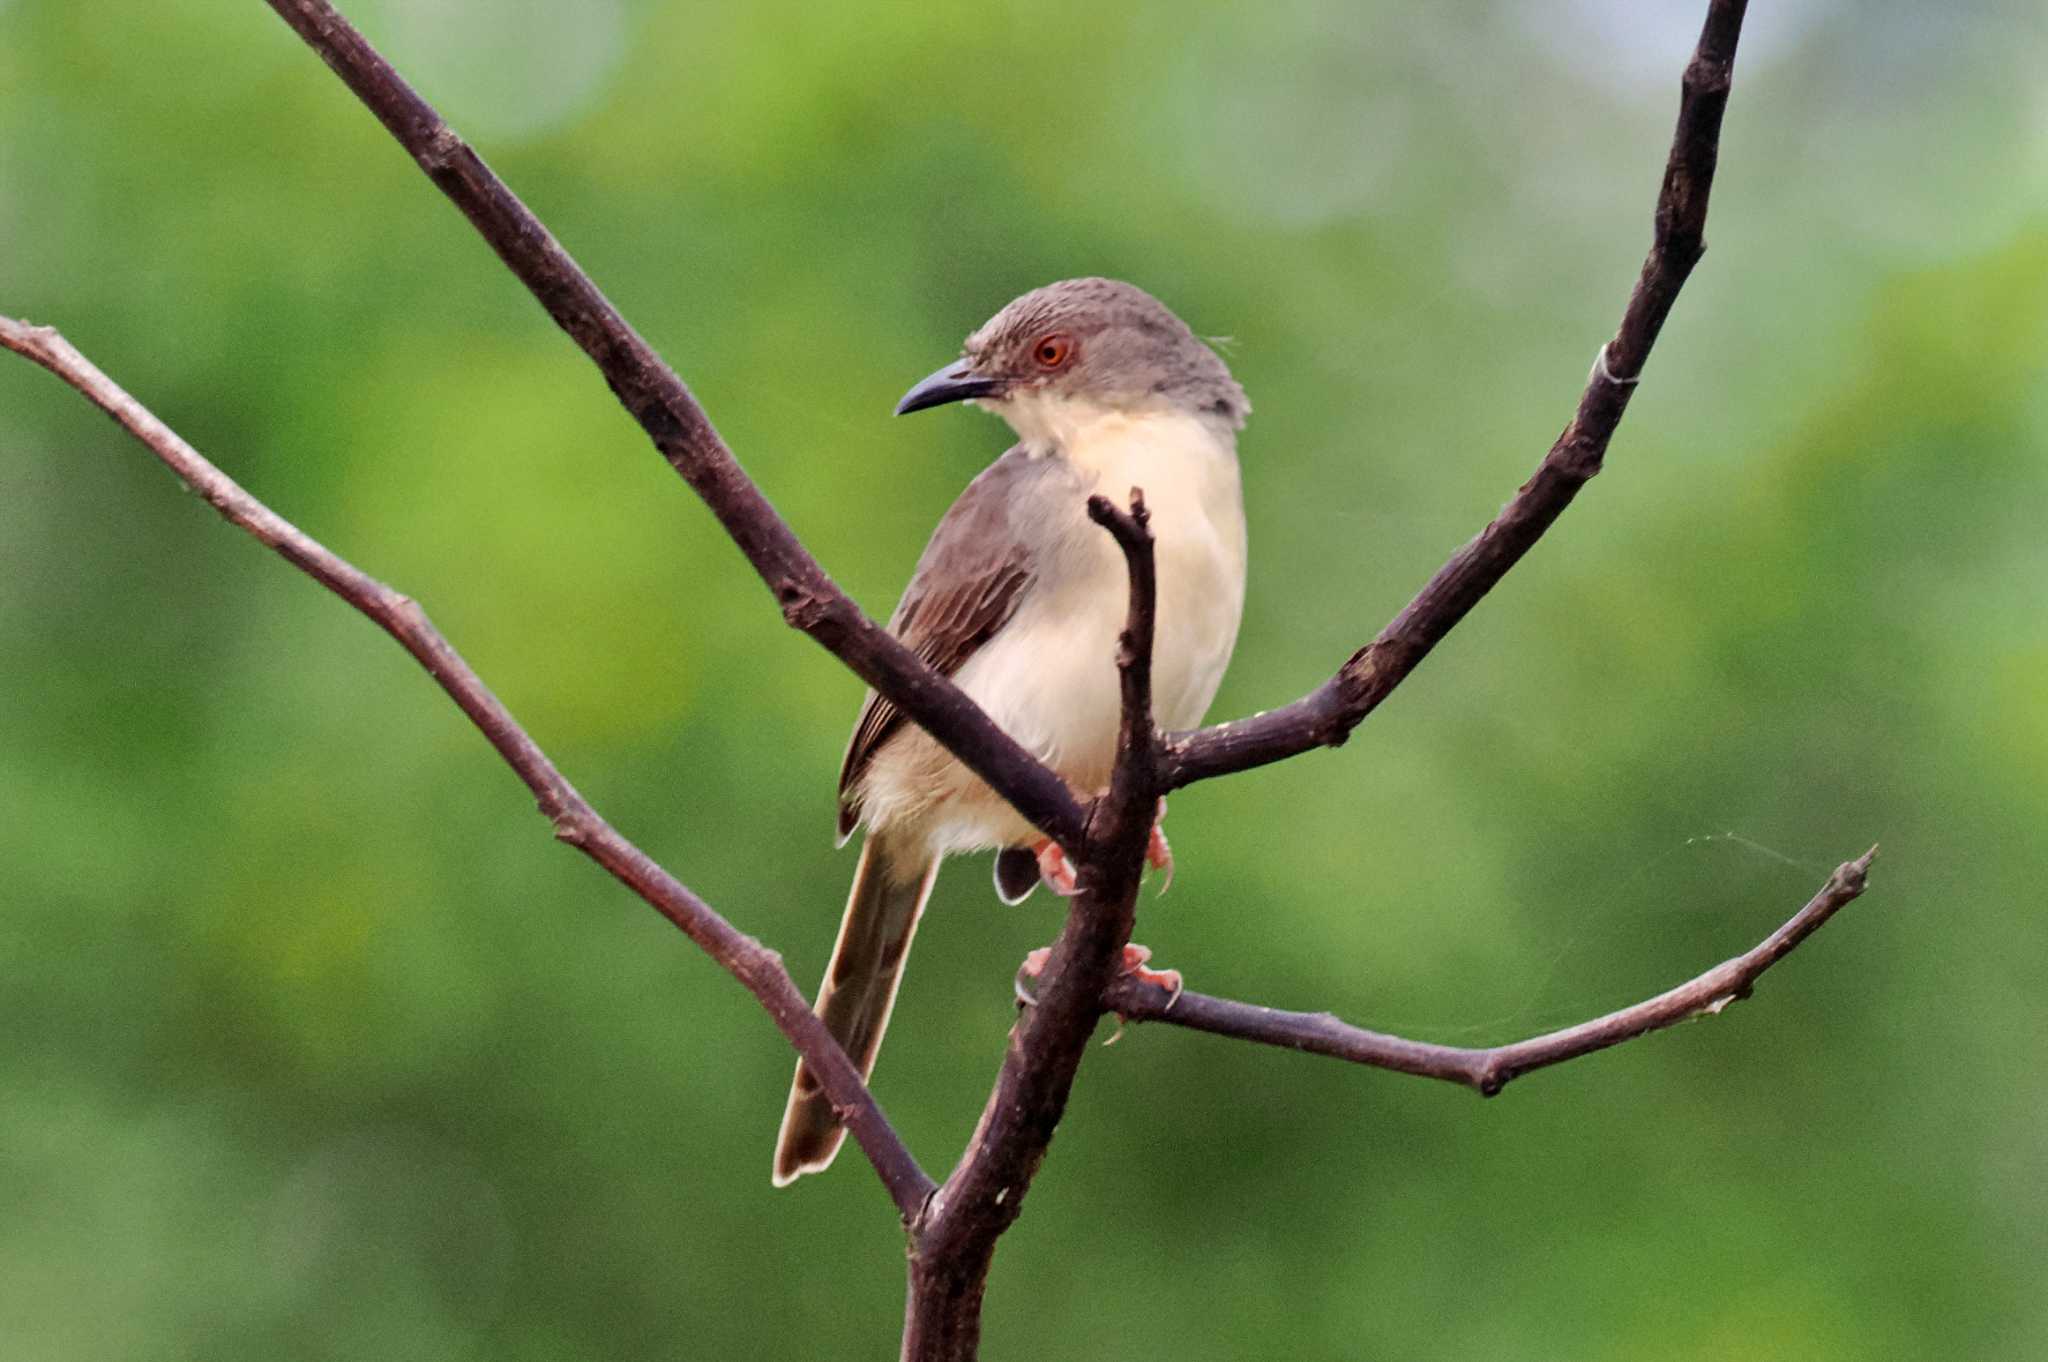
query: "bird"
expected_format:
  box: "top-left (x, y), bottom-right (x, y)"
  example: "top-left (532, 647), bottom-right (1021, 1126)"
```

top-left (772, 278), bottom-right (1250, 1186)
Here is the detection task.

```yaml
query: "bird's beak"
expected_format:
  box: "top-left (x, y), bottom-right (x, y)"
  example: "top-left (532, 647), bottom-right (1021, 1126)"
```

top-left (895, 360), bottom-right (1002, 416)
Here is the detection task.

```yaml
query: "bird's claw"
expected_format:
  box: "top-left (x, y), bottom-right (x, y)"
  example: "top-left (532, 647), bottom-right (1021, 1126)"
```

top-left (1117, 942), bottom-right (1183, 1006)
top-left (1014, 946), bottom-right (1054, 1006)
top-left (1032, 799), bottom-right (1173, 898)
top-left (1031, 840), bottom-right (1079, 896)
top-left (1147, 800), bottom-right (1173, 895)
top-left (1014, 942), bottom-right (1181, 1012)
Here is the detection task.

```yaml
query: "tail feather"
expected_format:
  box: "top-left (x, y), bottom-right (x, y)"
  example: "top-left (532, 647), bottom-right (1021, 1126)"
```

top-left (772, 832), bottom-right (939, 1187)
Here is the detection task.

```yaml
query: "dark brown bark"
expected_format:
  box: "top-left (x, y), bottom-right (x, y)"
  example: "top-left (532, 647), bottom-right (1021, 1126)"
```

top-left (904, 489), bottom-right (1162, 1358)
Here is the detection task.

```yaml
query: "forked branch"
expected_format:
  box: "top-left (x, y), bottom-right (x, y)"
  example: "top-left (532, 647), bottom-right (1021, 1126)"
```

top-left (906, 488), bottom-right (1164, 1362)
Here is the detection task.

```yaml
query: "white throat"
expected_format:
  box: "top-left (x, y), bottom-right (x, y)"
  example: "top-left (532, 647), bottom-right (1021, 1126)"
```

top-left (981, 391), bottom-right (1235, 460)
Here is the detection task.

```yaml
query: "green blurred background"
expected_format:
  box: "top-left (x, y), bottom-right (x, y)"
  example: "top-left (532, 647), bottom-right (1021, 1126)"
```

top-left (4, 1), bottom-right (2044, 1357)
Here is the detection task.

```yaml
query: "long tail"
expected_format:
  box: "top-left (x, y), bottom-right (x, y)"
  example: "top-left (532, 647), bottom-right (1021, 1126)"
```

top-left (773, 830), bottom-right (940, 1186)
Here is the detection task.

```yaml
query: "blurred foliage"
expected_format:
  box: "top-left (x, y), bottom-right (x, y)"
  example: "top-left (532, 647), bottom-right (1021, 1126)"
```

top-left (4, 1), bottom-right (2045, 1358)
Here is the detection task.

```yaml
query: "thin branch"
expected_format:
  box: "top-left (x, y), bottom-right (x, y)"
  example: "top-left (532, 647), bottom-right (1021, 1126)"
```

top-left (0, 315), bottom-right (937, 1224)
top-left (1103, 848), bottom-right (1876, 1095)
top-left (905, 490), bottom-right (1163, 1361)
top-left (259, 0), bottom-right (1090, 855)
top-left (1088, 489), bottom-right (1160, 791)
top-left (1165, 0), bottom-right (1751, 790)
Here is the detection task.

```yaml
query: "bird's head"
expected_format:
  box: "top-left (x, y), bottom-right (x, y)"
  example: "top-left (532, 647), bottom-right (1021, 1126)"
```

top-left (895, 278), bottom-right (1248, 448)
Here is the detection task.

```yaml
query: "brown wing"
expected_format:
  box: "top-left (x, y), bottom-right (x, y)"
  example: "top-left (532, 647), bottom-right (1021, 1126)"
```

top-left (837, 447), bottom-right (1046, 839)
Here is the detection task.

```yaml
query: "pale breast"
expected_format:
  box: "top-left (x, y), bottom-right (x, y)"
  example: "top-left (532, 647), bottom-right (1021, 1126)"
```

top-left (960, 409), bottom-right (1245, 780)
top-left (864, 406), bottom-right (1246, 857)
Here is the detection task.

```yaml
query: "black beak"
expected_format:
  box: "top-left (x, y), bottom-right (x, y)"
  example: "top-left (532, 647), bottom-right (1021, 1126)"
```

top-left (895, 360), bottom-right (1001, 416)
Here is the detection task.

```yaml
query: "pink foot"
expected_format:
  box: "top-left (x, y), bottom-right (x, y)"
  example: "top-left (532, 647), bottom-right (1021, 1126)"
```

top-left (1032, 839), bottom-right (1080, 896)
top-left (1146, 799), bottom-right (1174, 895)
top-left (1119, 942), bottom-right (1183, 1001)
top-left (1014, 945), bottom-right (1052, 1007)
top-left (1015, 943), bottom-right (1182, 1010)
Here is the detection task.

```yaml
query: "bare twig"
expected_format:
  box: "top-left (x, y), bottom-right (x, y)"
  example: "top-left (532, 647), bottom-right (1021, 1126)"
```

top-left (0, 315), bottom-right (937, 1224)
top-left (1088, 490), bottom-right (1161, 790)
top-left (1165, 0), bottom-right (1751, 790)
top-left (905, 490), bottom-right (1163, 1361)
top-left (258, 0), bottom-right (1090, 855)
top-left (1103, 848), bottom-right (1877, 1094)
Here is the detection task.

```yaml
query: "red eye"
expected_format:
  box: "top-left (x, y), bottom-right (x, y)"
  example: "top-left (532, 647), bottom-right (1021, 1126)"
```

top-left (1034, 334), bottom-right (1073, 369)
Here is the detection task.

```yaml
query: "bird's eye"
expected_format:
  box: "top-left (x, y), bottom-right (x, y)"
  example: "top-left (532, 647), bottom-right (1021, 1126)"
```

top-left (1033, 334), bottom-right (1073, 369)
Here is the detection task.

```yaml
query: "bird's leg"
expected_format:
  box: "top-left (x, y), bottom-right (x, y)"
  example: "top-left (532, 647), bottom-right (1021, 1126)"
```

top-left (1146, 797), bottom-right (1173, 893)
top-left (1041, 795), bottom-right (1173, 890)
top-left (1014, 942), bottom-right (1182, 1010)
top-left (1013, 945), bottom-right (1053, 1007)
top-left (1030, 838), bottom-right (1080, 896)
top-left (1116, 942), bottom-right (1183, 1002)
top-left (1014, 801), bottom-right (1180, 1004)
top-left (1035, 801), bottom-right (1169, 898)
